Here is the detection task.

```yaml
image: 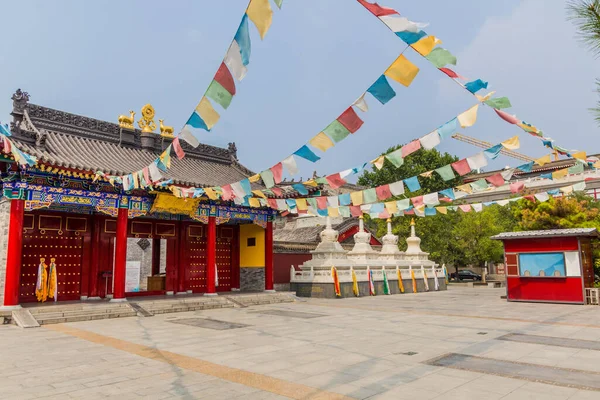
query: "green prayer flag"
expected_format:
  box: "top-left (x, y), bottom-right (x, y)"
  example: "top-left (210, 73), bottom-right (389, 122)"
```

top-left (470, 179), bottom-right (488, 191)
top-left (383, 269), bottom-right (390, 295)
top-left (260, 169), bottom-right (275, 188)
top-left (316, 177), bottom-right (328, 184)
top-left (385, 149), bottom-right (404, 168)
top-left (206, 80), bottom-right (233, 109)
top-left (274, 0), bottom-right (283, 8)
top-left (568, 163), bottom-right (585, 174)
top-left (435, 164), bottom-right (455, 181)
top-left (323, 120), bottom-right (350, 143)
top-left (339, 206), bottom-right (350, 218)
top-left (484, 97), bottom-right (512, 110)
top-left (397, 199), bottom-right (411, 211)
top-left (363, 188), bottom-right (377, 204)
top-left (425, 48), bottom-right (457, 68)
top-left (307, 198), bottom-right (318, 209)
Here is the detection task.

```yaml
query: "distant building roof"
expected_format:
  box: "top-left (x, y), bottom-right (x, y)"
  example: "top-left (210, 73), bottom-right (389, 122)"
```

top-left (492, 228), bottom-right (599, 240)
top-left (274, 217), bottom-right (380, 244)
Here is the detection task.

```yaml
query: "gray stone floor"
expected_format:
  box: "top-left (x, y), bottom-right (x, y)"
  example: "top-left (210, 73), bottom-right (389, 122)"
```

top-left (2, 286), bottom-right (600, 399)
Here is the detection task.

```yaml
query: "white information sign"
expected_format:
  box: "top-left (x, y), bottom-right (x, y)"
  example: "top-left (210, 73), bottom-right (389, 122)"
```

top-left (125, 261), bottom-right (141, 292)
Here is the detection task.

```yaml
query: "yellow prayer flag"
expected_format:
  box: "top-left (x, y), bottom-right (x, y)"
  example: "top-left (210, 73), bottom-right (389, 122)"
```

top-left (475, 91), bottom-right (496, 102)
top-left (309, 132), bottom-right (335, 152)
top-left (252, 190), bottom-right (267, 199)
top-left (296, 198), bottom-right (308, 211)
top-left (436, 206), bottom-right (448, 215)
top-left (385, 201), bottom-right (398, 214)
top-left (420, 171), bottom-right (434, 178)
top-left (304, 179), bottom-right (318, 187)
top-left (248, 197), bottom-right (261, 208)
top-left (204, 187), bottom-right (218, 200)
top-left (411, 36), bottom-right (442, 56)
top-left (552, 168), bottom-right (568, 180)
top-left (517, 122), bottom-right (539, 134)
top-left (457, 104), bottom-right (479, 128)
top-left (594, 161), bottom-right (600, 169)
top-left (560, 185), bottom-right (574, 194)
top-left (384, 54), bottom-right (420, 87)
top-left (328, 207), bottom-right (340, 217)
top-left (372, 155), bottom-right (385, 170)
top-left (247, 0), bottom-right (273, 40)
top-left (457, 184), bottom-right (473, 194)
top-left (535, 154), bottom-right (552, 167)
top-left (572, 151), bottom-right (587, 161)
top-left (350, 191), bottom-right (364, 206)
top-left (195, 97), bottom-right (220, 130)
top-left (501, 136), bottom-right (520, 150)
top-left (249, 174), bottom-right (261, 183)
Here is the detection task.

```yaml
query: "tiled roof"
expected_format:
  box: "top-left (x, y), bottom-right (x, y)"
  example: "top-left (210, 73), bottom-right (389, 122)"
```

top-left (11, 103), bottom-right (256, 187)
top-left (491, 228), bottom-right (599, 240)
top-left (274, 218), bottom-right (380, 244)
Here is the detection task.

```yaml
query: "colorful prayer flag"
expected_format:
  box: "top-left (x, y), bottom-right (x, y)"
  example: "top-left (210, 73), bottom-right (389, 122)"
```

top-left (195, 97), bottom-right (220, 129)
top-left (337, 107), bottom-right (364, 133)
top-left (411, 36), bottom-right (441, 56)
top-left (457, 104), bottom-right (479, 128)
top-left (367, 75), bottom-right (396, 104)
top-left (323, 120), bottom-right (350, 143)
top-left (501, 136), bottom-right (520, 150)
top-left (425, 48), bottom-right (457, 68)
top-left (464, 79), bottom-right (488, 94)
top-left (214, 62), bottom-right (236, 96)
top-left (224, 41), bottom-right (247, 81)
top-left (404, 176), bottom-right (421, 192)
top-left (401, 140), bottom-right (421, 158)
top-left (451, 159), bottom-right (471, 176)
top-left (384, 54), bottom-right (420, 87)
top-left (484, 97), bottom-right (512, 109)
top-left (309, 132), bottom-right (335, 152)
top-left (352, 93), bottom-right (369, 112)
top-left (385, 149), bottom-right (404, 168)
top-left (294, 145), bottom-right (321, 162)
top-left (435, 164), bottom-right (455, 181)
top-left (247, 0), bottom-right (273, 39)
top-left (206, 80), bottom-right (233, 109)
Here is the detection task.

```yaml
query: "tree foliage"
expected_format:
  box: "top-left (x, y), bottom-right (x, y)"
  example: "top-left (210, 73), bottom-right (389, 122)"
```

top-left (567, 0), bottom-right (600, 123)
top-left (512, 193), bottom-right (600, 230)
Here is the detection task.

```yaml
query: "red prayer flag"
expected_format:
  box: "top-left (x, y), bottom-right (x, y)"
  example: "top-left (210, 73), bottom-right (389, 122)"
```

top-left (439, 68), bottom-right (460, 78)
top-left (379, 210), bottom-right (391, 219)
top-left (142, 167), bottom-right (151, 185)
top-left (510, 182), bottom-right (525, 194)
top-left (350, 205), bottom-right (363, 217)
top-left (267, 199), bottom-right (278, 209)
top-left (271, 162), bottom-right (283, 184)
top-left (485, 173), bottom-right (505, 187)
top-left (404, 209), bottom-right (415, 215)
top-left (451, 159), bottom-right (471, 176)
top-left (494, 109), bottom-right (520, 125)
top-left (172, 137), bottom-right (185, 160)
top-left (337, 107), bottom-right (364, 133)
top-left (524, 195), bottom-right (536, 202)
top-left (376, 184), bottom-right (392, 201)
top-left (356, 0), bottom-right (399, 16)
top-left (221, 184), bottom-right (235, 201)
top-left (401, 140), bottom-right (422, 158)
top-left (459, 204), bottom-right (472, 212)
top-left (271, 187), bottom-right (283, 197)
top-left (411, 196), bottom-right (424, 207)
top-left (214, 62), bottom-right (236, 95)
top-left (316, 197), bottom-right (328, 210)
top-left (326, 173), bottom-right (347, 189)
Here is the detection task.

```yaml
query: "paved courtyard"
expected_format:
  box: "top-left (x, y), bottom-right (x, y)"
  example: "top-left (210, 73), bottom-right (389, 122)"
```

top-left (2, 287), bottom-right (600, 399)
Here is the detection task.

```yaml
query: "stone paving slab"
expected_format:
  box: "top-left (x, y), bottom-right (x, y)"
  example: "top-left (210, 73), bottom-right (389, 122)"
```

top-left (498, 332), bottom-right (600, 351)
top-left (1, 287), bottom-right (600, 399)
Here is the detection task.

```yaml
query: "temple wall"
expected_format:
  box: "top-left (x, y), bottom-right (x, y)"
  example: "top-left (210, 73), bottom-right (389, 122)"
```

top-left (240, 267), bottom-right (265, 291)
top-left (0, 200), bottom-right (10, 305)
top-left (293, 278), bottom-right (446, 298)
top-left (239, 224), bottom-right (265, 268)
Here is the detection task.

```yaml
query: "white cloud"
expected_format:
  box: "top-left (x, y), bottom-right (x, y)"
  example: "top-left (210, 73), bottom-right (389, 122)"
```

top-left (437, 0), bottom-right (599, 155)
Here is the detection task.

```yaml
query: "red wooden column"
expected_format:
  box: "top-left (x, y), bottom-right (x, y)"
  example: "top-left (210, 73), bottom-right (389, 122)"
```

top-left (2, 199), bottom-right (25, 308)
top-left (206, 216), bottom-right (217, 295)
top-left (265, 220), bottom-right (274, 292)
top-left (111, 205), bottom-right (128, 301)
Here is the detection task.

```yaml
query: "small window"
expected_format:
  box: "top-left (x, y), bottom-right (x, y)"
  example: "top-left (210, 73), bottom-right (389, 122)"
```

top-left (518, 253), bottom-right (566, 277)
top-left (247, 237), bottom-right (256, 247)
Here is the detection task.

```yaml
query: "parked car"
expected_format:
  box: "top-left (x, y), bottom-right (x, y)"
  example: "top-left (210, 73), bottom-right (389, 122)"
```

top-left (450, 270), bottom-right (482, 281)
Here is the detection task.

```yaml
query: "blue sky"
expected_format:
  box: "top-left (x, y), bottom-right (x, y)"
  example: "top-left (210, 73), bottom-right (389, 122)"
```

top-left (1, 0), bottom-right (597, 181)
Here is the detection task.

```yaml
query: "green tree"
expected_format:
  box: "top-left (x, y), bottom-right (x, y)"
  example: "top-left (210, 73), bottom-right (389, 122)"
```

top-left (512, 193), bottom-right (600, 230)
top-left (567, 0), bottom-right (600, 123)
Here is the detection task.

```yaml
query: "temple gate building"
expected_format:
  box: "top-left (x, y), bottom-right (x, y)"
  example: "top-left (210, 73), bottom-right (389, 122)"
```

top-left (0, 90), bottom-right (278, 308)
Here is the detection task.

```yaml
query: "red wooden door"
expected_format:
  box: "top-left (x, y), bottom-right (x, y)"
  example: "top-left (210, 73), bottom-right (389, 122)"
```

top-left (216, 226), bottom-right (234, 291)
top-left (20, 213), bottom-right (89, 303)
top-left (184, 223), bottom-right (207, 293)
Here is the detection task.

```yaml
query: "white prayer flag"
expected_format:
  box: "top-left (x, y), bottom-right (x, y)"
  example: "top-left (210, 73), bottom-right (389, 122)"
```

top-left (420, 131), bottom-right (441, 150)
top-left (327, 196), bottom-right (339, 207)
top-left (224, 41), bottom-right (248, 81)
top-left (389, 181), bottom-right (405, 196)
top-left (466, 152), bottom-right (488, 170)
top-left (282, 155), bottom-right (299, 175)
top-left (179, 126), bottom-right (200, 147)
top-left (472, 203), bottom-right (483, 212)
top-left (496, 199), bottom-right (510, 207)
top-left (231, 182), bottom-right (246, 199)
top-left (379, 15), bottom-right (427, 33)
top-left (352, 93), bottom-right (369, 112)
top-left (534, 193), bottom-right (550, 202)
top-left (423, 192), bottom-right (440, 206)
top-left (501, 168), bottom-right (515, 180)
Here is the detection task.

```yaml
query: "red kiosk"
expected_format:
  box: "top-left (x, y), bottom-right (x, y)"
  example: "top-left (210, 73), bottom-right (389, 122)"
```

top-left (492, 229), bottom-right (598, 304)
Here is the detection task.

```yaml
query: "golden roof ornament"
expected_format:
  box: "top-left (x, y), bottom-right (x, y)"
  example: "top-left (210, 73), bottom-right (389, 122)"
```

top-left (118, 110), bottom-right (135, 130)
top-left (138, 104), bottom-right (157, 133)
top-left (411, 218), bottom-right (415, 226)
top-left (159, 119), bottom-right (174, 138)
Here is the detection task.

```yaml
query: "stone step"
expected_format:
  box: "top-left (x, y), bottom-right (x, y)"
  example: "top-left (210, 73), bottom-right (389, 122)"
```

top-left (27, 303), bottom-right (131, 314)
top-left (12, 309), bottom-right (40, 328)
top-left (35, 311), bottom-right (138, 325)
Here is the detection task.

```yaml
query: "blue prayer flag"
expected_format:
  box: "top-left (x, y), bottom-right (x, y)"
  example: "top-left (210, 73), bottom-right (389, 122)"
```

top-left (293, 145), bottom-right (321, 162)
top-left (186, 112), bottom-right (209, 131)
top-left (234, 15), bottom-right (251, 66)
top-left (548, 189), bottom-right (560, 195)
top-left (440, 188), bottom-right (456, 200)
top-left (517, 162), bottom-right (534, 173)
top-left (437, 118), bottom-right (458, 139)
top-left (425, 207), bottom-right (437, 216)
top-left (155, 159), bottom-right (167, 172)
top-left (404, 176), bottom-right (421, 192)
top-left (292, 184), bottom-right (308, 195)
top-left (339, 193), bottom-right (351, 206)
top-left (540, 173), bottom-right (553, 179)
top-left (542, 139), bottom-right (554, 149)
top-left (367, 75), bottom-right (397, 105)
top-left (317, 208), bottom-right (328, 217)
top-left (396, 30), bottom-right (427, 45)
top-left (484, 144), bottom-right (503, 160)
top-left (464, 79), bottom-right (488, 94)
top-left (285, 199), bottom-right (297, 210)
top-left (0, 123), bottom-right (11, 136)
top-left (240, 179), bottom-right (252, 195)
top-left (370, 203), bottom-right (385, 214)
